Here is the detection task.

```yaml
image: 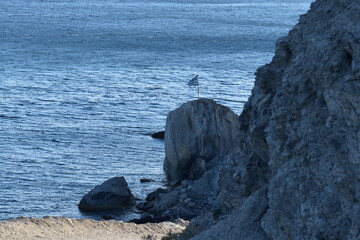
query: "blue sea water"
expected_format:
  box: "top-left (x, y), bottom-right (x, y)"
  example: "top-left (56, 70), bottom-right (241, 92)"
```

top-left (0, 0), bottom-right (312, 221)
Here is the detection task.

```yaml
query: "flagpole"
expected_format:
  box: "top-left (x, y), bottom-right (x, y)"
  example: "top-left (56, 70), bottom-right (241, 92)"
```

top-left (197, 81), bottom-right (199, 99)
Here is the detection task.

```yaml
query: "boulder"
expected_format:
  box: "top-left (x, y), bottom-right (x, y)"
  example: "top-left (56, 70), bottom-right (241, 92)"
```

top-left (140, 178), bottom-right (155, 183)
top-left (78, 177), bottom-right (135, 211)
top-left (151, 131), bottom-right (165, 139)
top-left (164, 98), bottom-right (239, 184)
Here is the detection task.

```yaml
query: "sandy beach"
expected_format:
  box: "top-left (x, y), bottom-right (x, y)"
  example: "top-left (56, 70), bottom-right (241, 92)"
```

top-left (0, 217), bottom-right (187, 240)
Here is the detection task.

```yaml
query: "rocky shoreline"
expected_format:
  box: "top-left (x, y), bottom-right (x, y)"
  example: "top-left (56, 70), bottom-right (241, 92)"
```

top-left (135, 0), bottom-right (360, 239)
top-left (3, 0), bottom-right (360, 239)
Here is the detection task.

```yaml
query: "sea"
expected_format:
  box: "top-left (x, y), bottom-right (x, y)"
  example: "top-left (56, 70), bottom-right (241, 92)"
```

top-left (0, 0), bottom-right (313, 221)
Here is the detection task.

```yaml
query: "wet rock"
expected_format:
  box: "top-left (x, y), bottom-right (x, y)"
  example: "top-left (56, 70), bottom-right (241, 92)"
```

top-left (101, 215), bottom-right (114, 220)
top-left (151, 131), bottom-right (165, 139)
top-left (130, 215), bottom-right (171, 224)
top-left (78, 177), bottom-right (135, 211)
top-left (140, 178), bottom-right (155, 183)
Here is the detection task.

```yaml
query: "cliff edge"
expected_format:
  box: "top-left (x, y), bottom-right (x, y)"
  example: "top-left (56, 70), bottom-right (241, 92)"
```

top-left (189, 0), bottom-right (360, 239)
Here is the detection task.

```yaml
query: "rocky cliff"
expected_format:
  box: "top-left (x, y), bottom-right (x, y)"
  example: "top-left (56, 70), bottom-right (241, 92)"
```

top-left (138, 0), bottom-right (360, 238)
top-left (188, 0), bottom-right (360, 239)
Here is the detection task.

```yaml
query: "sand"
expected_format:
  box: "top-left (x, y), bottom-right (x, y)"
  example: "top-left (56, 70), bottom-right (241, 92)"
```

top-left (0, 216), bottom-right (188, 240)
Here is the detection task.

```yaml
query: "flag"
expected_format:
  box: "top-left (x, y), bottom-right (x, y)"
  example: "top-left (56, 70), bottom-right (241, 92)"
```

top-left (187, 75), bottom-right (198, 87)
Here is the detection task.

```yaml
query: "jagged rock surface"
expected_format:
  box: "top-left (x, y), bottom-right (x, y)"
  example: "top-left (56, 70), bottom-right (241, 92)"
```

top-left (78, 177), bottom-right (135, 211)
top-left (164, 98), bottom-right (239, 184)
top-left (190, 0), bottom-right (360, 239)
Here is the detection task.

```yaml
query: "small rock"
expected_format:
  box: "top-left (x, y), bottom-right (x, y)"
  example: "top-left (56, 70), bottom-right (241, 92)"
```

top-left (188, 202), bottom-right (195, 208)
top-left (140, 178), bottom-right (155, 183)
top-left (184, 198), bottom-right (191, 204)
top-left (141, 212), bottom-right (152, 219)
top-left (102, 215), bottom-right (114, 220)
top-left (151, 131), bottom-right (165, 139)
top-left (145, 188), bottom-right (168, 202)
top-left (180, 188), bottom-right (187, 194)
top-left (78, 177), bottom-right (135, 211)
top-left (181, 180), bottom-right (191, 186)
top-left (180, 193), bottom-right (188, 200)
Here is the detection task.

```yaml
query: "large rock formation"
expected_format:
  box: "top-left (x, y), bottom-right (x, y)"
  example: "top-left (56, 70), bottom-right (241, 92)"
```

top-left (186, 0), bottom-right (360, 239)
top-left (134, 99), bottom-right (239, 222)
top-left (78, 177), bottom-right (135, 211)
top-left (164, 98), bottom-right (239, 184)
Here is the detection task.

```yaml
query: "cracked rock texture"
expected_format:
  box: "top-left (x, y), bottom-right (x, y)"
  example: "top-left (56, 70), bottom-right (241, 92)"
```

top-left (189, 0), bottom-right (360, 239)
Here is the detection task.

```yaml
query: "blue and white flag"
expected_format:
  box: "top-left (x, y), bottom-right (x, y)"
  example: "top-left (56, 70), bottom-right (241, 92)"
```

top-left (187, 75), bottom-right (199, 86)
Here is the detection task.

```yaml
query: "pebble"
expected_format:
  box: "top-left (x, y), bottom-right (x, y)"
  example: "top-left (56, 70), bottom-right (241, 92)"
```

top-left (180, 193), bottom-right (188, 199)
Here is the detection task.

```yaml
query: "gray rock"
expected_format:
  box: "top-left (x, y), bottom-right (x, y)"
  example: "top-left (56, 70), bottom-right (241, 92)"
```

top-left (188, 202), bottom-right (195, 208)
top-left (184, 198), bottom-right (191, 205)
top-left (180, 193), bottom-right (188, 200)
top-left (145, 188), bottom-right (168, 202)
top-left (78, 177), bottom-right (135, 211)
top-left (147, 4), bottom-right (360, 235)
top-left (189, 0), bottom-right (360, 239)
top-left (191, 188), bottom-right (269, 240)
top-left (164, 98), bottom-right (240, 184)
top-left (140, 178), bottom-right (155, 183)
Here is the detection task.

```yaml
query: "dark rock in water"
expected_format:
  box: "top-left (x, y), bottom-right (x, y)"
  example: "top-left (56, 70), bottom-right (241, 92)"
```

top-left (130, 215), bottom-right (171, 224)
top-left (151, 131), bottom-right (165, 139)
top-left (140, 178), bottom-right (155, 183)
top-left (102, 215), bottom-right (115, 220)
top-left (78, 177), bottom-right (135, 211)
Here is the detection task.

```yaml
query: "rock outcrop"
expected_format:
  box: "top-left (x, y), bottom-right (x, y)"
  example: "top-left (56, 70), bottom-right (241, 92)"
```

top-left (151, 131), bottom-right (165, 139)
top-left (78, 177), bottom-right (135, 211)
top-left (187, 0), bottom-right (360, 239)
top-left (135, 1), bottom-right (360, 239)
top-left (164, 98), bottom-right (239, 184)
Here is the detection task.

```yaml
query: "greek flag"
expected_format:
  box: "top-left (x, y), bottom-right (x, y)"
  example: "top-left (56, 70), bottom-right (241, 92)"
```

top-left (187, 75), bottom-right (199, 86)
